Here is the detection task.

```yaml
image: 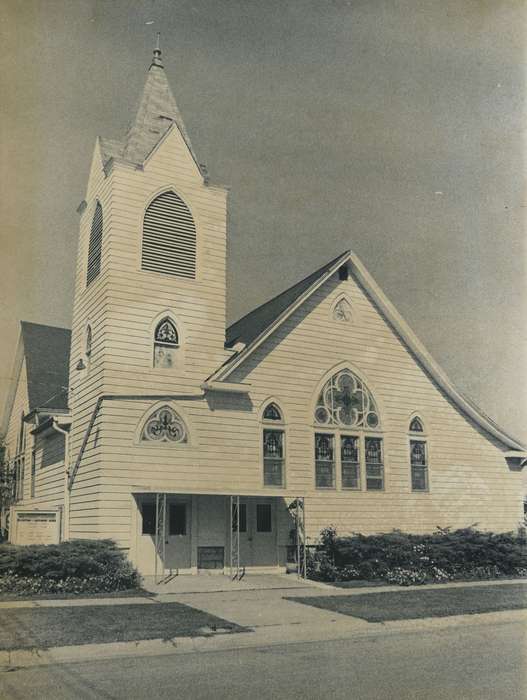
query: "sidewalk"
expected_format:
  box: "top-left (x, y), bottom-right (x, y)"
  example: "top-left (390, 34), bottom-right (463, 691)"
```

top-left (0, 577), bottom-right (525, 670)
top-left (1, 606), bottom-right (525, 671)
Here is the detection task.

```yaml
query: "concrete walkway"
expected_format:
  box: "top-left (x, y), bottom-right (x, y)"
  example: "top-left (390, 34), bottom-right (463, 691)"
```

top-left (0, 575), bottom-right (524, 610)
top-left (1, 607), bottom-right (525, 671)
top-left (0, 577), bottom-right (525, 670)
top-left (141, 571), bottom-right (315, 595)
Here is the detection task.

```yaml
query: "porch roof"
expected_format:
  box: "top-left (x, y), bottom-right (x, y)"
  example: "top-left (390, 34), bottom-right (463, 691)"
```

top-left (132, 488), bottom-right (305, 499)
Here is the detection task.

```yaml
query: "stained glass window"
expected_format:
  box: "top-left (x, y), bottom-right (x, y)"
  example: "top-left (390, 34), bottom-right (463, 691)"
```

top-left (314, 369), bottom-right (380, 429)
top-left (155, 318), bottom-right (178, 345)
top-left (365, 437), bottom-right (383, 490)
top-left (263, 429), bottom-right (284, 486)
top-left (341, 435), bottom-right (360, 489)
top-left (315, 433), bottom-right (335, 488)
top-left (154, 318), bottom-right (179, 369)
top-left (409, 417), bottom-right (424, 432)
top-left (141, 406), bottom-right (188, 444)
top-left (263, 403), bottom-right (282, 421)
top-left (410, 440), bottom-right (428, 491)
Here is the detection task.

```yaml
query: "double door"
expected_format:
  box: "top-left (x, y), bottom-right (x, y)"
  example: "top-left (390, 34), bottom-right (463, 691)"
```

top-left (231, 499), bottom-right (277, 569)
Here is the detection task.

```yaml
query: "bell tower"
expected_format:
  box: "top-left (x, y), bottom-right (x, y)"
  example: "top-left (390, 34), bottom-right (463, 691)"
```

top-left (68, 43), bottom-right (230, 478)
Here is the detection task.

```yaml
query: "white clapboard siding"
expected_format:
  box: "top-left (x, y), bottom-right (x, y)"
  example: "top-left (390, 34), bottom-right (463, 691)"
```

top-left (76, 266), bottom-right (520, 549)
top-left (66, 125), bottom-right (229, 540)
top-left (64, 111), bottom-right (523, 552)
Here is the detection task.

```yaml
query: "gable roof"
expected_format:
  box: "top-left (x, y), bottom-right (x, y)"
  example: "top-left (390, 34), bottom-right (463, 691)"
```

top-left (220, 251), bottom-right (525, 452)
top-left (20, 322), bottom-right (70, 412)
top-left (226, 252), bottom-right (348, 348)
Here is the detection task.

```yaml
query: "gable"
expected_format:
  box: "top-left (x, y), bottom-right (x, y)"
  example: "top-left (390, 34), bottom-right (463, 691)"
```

top-left (219, 252), bottom-right (524, 452)
top-left (226, 252), bottom-right (348, 348)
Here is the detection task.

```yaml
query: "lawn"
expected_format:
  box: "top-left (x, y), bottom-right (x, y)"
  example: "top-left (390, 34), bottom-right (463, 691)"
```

top-left (286, 583), bottom-right (527, 623)
top-left (0, 602), bottom-right (246, 650)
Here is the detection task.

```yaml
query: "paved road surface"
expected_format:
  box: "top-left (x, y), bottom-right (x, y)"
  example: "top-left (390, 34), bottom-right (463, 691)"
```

top-left (1, 619), bottom-right (524, 699)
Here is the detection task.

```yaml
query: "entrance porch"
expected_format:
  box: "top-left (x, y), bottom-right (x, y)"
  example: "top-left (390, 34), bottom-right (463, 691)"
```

top-left (131, 492), bottom-right (306, 580)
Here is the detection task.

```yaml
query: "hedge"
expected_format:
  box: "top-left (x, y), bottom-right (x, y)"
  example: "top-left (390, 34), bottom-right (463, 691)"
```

top-left (0, 539), bottom-right (139, 595)
top-left (307, 527), bottom-right (527, 586)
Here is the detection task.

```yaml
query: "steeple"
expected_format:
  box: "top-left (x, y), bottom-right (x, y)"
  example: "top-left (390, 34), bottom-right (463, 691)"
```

top-left (122, 37), bottom-right (198, 166)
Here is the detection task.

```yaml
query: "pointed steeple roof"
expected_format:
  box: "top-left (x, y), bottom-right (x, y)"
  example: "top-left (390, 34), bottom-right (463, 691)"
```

top-left (121, 38), bottom-right (198, 166)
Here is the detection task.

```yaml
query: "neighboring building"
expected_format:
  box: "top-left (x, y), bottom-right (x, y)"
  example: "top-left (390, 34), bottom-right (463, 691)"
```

top-left (2, 45), bottom-right (526, 576)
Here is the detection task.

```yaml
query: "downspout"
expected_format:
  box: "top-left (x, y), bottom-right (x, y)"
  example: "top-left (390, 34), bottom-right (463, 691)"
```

top-left (52, 420), bottom-right (70, 541)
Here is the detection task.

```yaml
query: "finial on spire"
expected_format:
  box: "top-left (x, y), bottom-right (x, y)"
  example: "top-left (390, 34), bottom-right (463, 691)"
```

top-left (151, 32), bottom-right (163, 67)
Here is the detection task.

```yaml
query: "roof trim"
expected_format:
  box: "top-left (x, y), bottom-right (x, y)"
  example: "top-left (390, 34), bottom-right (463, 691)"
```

top-left (215, 251), bottom-right (350, 380)
top-left (213, 251), bottom-right (526, 452)
top-left (0, 332), bottom-right (25, 438)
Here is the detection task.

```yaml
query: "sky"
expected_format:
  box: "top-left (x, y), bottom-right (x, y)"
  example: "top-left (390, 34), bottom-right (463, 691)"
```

top-left (1, 0), bottom-right (526, 442)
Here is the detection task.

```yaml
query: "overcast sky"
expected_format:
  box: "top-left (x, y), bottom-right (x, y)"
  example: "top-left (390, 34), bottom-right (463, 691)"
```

top-left (1, 0), bottom-right (526, 442)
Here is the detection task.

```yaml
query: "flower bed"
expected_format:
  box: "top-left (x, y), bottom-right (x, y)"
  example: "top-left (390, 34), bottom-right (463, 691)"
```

top-left (0, 539), bottom-right (139, 595)
top-left (307, 527), bottom-right (527, 586)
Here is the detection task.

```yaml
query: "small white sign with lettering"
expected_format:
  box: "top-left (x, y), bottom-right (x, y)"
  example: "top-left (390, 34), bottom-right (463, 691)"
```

top-left (13, 510), bottom-right (60, 545)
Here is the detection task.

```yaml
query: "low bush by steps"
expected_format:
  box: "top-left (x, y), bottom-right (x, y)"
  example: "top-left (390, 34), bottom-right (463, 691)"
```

top-left (0, 539), bottom-right (139, 595)
top-left (307, 527), bottom-right (527, 586)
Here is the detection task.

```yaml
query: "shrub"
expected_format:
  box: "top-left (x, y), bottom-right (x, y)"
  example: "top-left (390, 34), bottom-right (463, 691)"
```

top-left (307, 527), bottom-right (527, 586)
top-left (0, 539), bottom-right (139, 595)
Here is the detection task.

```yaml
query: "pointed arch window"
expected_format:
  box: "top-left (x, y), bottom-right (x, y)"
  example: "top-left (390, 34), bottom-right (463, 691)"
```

top-left (142, 191), bottom-right (196, 279)
top-left (332, 297), bottom-right (352, 323)
top-left (87, 202), bottom-right (103, 285)
top-left (409, 416), bottom-right (428, 491)
top-left (85, 325), bottom-right (92, 358)
top-left (314, 369), bottom-right (383, 490)
top-left (141, 406), bottom-right (188, 444)
top-left (314, 368), bottom-right (380, 429)
top-left (409, 417), bottom-right (424, 433)
top-left (262, 401), bottom-right (285, 487)
top-left (153, 317), bottom-right (179, 369)
top-left (263, 403), bottom-right (282, 422)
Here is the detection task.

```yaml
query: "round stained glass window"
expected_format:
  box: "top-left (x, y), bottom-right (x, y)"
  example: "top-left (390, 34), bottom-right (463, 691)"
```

top-left (314, 369), bottom-right (380, 429)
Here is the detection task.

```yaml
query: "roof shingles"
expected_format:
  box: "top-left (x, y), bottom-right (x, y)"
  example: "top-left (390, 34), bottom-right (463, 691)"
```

top-left (20, 322), bottom-right (71, 412)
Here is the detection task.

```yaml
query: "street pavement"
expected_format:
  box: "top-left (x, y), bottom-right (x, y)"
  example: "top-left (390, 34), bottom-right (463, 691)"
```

top-left (1, 617), bottom-right (524, 699)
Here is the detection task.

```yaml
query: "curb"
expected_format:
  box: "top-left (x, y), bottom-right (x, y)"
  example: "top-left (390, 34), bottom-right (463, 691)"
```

top-left (1, 608), bottom-right (525, 671)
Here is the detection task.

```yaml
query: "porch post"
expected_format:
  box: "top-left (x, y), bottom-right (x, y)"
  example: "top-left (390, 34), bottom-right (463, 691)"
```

top-left (302, 497), bottom-right (306, 579)
top-left (230, 495), bottom-right (240, 580)
top-left (154, 493), bottom-right (166, 584)
top-left (296, 497), bottom-right (306, 580)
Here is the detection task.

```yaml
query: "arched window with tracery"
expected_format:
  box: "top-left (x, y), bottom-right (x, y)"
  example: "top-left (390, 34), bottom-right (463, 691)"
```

top-left (153, 317), bottom-right (179, 369)
top-left (142, 191), bottom-right (196, 279)
top-left (409, 416), bottom-right (428, 491)
top-left (314, 368), bottom-right (383, 491)
top-left (262, 402), bottom-right (285, 487)
top-left (140, 405), bottom-right (188, 444)
top-left (87, 202), bottom-right (103, 285)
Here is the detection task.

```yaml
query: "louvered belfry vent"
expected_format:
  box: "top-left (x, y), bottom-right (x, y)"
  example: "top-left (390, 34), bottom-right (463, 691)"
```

top-left (86, 202), bottom-right (103, 285)
top-left (142, 191), bottom-right (196, 279)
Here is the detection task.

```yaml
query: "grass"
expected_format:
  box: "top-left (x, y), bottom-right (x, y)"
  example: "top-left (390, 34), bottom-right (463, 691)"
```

top-left (0, 602), bottom-right (246, 650)
top-left (286, 583), bottom-right (527, 623)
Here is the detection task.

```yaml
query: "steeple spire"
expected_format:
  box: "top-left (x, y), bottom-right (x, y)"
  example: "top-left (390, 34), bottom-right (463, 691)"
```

top-left (151, 32), bottom-right (163, 68)
top-left (121, 41), bottom-right (199, 167)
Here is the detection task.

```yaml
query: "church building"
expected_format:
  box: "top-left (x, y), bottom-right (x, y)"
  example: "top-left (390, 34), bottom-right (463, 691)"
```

top-left (2, 45), bottom-right (526, 577)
